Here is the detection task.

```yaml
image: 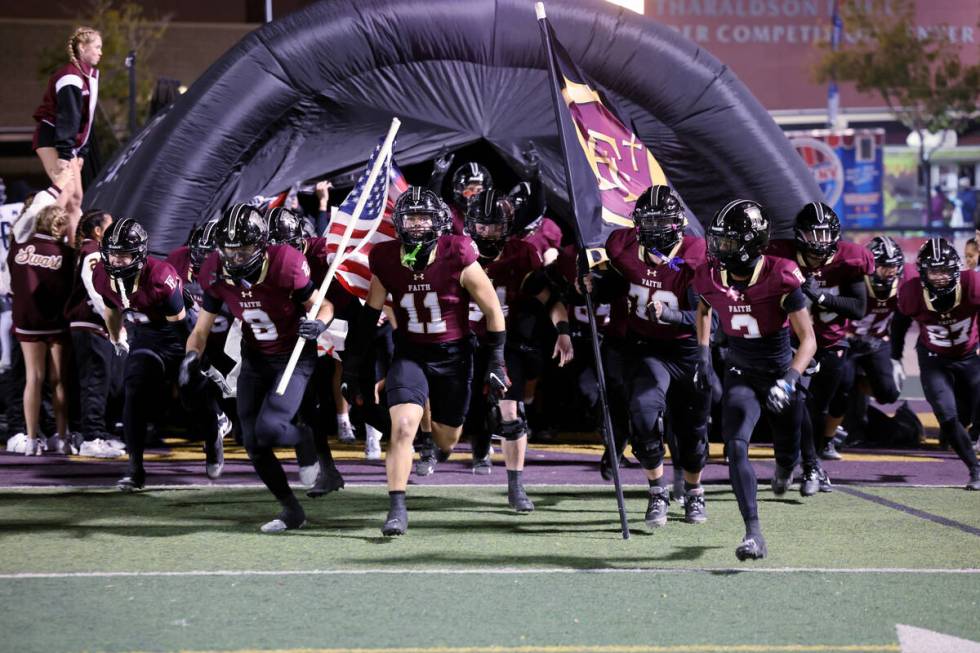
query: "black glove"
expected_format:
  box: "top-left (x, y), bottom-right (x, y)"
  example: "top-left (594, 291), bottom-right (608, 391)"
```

top-left (693, 345), bottom-right (713, 393)
top-left (522, 142), bottom-right (541, 179)
top-left (483, 331), bottom-right (511, 398)
top-left (178, 351), bottom-right (202, 388)
top-left (297, 318), bottom-right (327, 341)
top-left (433, 147), bottom-right (455, 173)
top-left (801, 276), bottom-right (823, 304)
top-left (339, 358), bottom-right (364, 407)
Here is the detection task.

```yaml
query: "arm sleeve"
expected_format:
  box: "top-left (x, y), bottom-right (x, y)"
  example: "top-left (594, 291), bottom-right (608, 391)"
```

top-left (427, 166), bottom-right (448, 196)
top-left (54, 82), bottom-right (84, 160)
top-left (80, 252), bottom-right (107, 318)
top-left (656, 285), bottom-right (701, 327)
top-left (781, 287), bottom-right (808, 313)
top-left (202, 290), bottom-right (224, 314)
top-left (293, 280), bottom-right (315, 305)
top-left (162, 285), bottom-right (185, 317)
top-left (890, 312), bottom-right (912, 360)
top-left (813, 278), bottom-right (867, 319)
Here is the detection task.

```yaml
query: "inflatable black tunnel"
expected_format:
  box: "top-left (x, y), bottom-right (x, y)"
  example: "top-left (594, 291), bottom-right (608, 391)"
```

top-left (85, 0), bottom-right (821, 253)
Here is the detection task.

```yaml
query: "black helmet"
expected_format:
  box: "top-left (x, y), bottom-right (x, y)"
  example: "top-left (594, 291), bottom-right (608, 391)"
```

top-left (867, 235), bottom-right (904, 298)
top-left (215, 203), bottom-right (268, 280)
top-left (795, 202), bottom-right (841, 263)
top-left (451, 162), bottom-right (493, 209)
top-left (393, 186), bottom-right (451, 250)
top-left (916, 237), bottom-right (961, 311)
top-left (465, 190), bottom-right (515, 260)
top-left (707, 200), bottom-right (770, 276)
top-left (100, 218), bottom-right (148, 280)
top-left (266, 206), bottom-right (305, 251)
top-left (633, 185), bottom-right (686, 253)
top-left (188, 220), bottom-right (220, 275)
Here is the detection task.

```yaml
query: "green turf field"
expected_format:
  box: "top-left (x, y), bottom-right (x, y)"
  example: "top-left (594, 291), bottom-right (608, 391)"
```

top-left (1, 485), bottom-right (978, 653)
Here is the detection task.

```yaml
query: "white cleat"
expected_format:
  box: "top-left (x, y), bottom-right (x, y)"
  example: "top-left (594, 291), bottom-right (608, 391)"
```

top-left (364, 426), bottom-right (382, 461)
top-left (216, 412), bottom-right (233, 440)
top-left (298, 462), bottom-right (320, 489)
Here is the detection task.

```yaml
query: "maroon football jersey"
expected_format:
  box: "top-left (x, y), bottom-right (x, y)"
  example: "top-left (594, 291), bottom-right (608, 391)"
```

top-left (605, 230), bottom-right (706, 342)
top-left (469, 237), bottom-right (543, 337)
top-left (768, 239), bottom-right (874, 348)
top-left (370, 234), bottom-right (479, 345)
top-left (9, 234), bottom-right (73, 336)
top-left (63, 238), bottom-right (106, 333)
top-left (898, 271), bottom-right (980, 358)
top-left (695, 256), bottom-right (805, 339)
top-left (850, 267), bottom-right (917, 340)
top-left (199, 244), bottom-right (313, 355)
top-left (521, 216), bottom-right (562, 257)
top-left (303, 236), bottom-right (357, 317)
top-left (93, 256), bottom-right (183, 325)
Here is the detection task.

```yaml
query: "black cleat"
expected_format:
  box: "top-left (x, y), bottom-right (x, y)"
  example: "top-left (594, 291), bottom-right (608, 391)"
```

top-left (435, 448), bottom-right (451, 463)
top-left (307, 465), bottom-right (345, 498)
top-left (683, 488), bottom-right (707, 524)
top-left (771, 464), bottom-right (794, 496)
top-left (507, 483), bottom-right (535, 513)
top-left (381, 506), bottom-right (408, 536)
top-left (644, 486), bottom-right (670, 528)
top-left (966, 469), bottom-right (980, 491)
top-left (471, 453), bottom-right (492, 475)
top-left (599, 448), bottom-right (622, 481)
top-left (735, 533), bottom-right (768, 561)
top-left (116, 471), bottom-right (145, 493)
top-left (800, 466), bottom-right (820, 497)
top-left (415, 452), bottom-right (437, 477)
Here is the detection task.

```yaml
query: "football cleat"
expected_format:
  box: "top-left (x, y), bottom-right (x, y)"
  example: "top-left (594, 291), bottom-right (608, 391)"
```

top-left (307, 464), bottom-right (345, 498)
top-left (364, 428), bottom-right (382, 461)
top-left (205, 429), bottom-right (225, 480)
top-left (298, 462), bottom-right (320, 489)
top-left (817, 467), bottom-right (834, 493)
top-left (260, 507), bottom-right (306, 534)
top-left (683, 487), bottom-right (707, 524)
top-left (819, 441), bottom-right (842, 461)
top-left (507, 483), bottom-right (535, 513)
top-left (381, 506), bottom-right (408, 536)
top-left (644, 485), bottom-right (670, 528)
top-left (966, 468), bottom-right (980, 491)
top-left (800, 466), bottom-right (820, 497)
top-left (415, 452), bottom-right (437, 477)
top-left (771, 464), bottom-right (794, 496)
top-left (116, 473), bottom-right (145, 492)
top-left (471, 453), bottom-right (492, 475)
top-left (338, 421), bottom-right (356, 444)
top-left (735, 533), bottom-right (768, 561)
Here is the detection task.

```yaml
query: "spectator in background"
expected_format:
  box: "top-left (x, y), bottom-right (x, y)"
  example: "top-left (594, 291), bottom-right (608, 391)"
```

top-left (965, 238), bottom-right (978, 273)
top-left (959, 178), bottom-right (977, 226)
top-left (929, 185), bottom-right (950, 228)
top-left (31, 26), bottom-right (102, 241)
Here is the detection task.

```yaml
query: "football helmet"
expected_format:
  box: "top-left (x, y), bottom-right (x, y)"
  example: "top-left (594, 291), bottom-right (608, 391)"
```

top-left (393, 186), bottom-right (451, 268)
top-left (706, 199), bottom-right (769, 276)
top-left (867, 235), bottom-right (904, 298)
top-left (465, 189), bottom-right (515, 260)
top-left (451, 162), bottom-right (493, 209)
top-left (633, 185), bottom-right (686, 254)
top-left (916, 237), bottom-right (960, 311)
top-left (795, 201), bottom-right (841, 263)
top-left (267, 206), bottom-right (306, 251)
top-left (215, 203), bottom-right (268, 280)
top-left (188, 220), bottom-right (220, 275)
top-left (100, 218), bottom-right (148, 280)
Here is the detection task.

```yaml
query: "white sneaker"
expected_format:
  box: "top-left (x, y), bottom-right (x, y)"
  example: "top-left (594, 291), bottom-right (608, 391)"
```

top-left (5, 432), bottom-right (27, 454)
top-left (298, 461), bottom-right (320, 489)
top-left (25, 437), bottom-right (44, 456)
top-left (47, 434), bottom-right (69, 455)
top-left (338, 419), bottom-right (356, 444)
top-left (79, 439), bottom-right (124, 459)
top-left (365, 427), bottom-right (382, 461)
top-left (216, 412), bottom-right (232, 440)
top-left (106, 438), bottom-right (126, 451)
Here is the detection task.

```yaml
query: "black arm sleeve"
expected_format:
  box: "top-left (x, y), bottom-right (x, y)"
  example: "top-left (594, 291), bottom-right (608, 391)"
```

top-left (202, 291), bottom-right (224, 314)
top-left (54, 84), bottom-right (83, 160)
top-left (890, 312), bottom-right (913, 360)
top-left (654, 285), bottom-right (701, 327)
top-left (427, 166), bottom-right (449, 197)
top-left (781, 287), bottom-right (808, 313)
top-left (813, 278), bottom-right (866, 320)
top-left (293, 280), bottom-right (316, 305)
top-left (163, 286), bottom-right (186, 317)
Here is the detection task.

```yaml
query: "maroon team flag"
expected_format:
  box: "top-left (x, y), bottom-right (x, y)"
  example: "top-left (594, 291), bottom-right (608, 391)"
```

top-left (537, 3), bottom-right (669, 266)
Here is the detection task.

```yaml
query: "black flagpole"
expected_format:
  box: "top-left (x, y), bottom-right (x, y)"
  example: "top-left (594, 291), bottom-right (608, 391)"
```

top-left (536, 2), bottom-right (630, 540)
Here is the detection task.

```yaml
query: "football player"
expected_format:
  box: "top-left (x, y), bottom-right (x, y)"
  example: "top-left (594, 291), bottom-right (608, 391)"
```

top-left (891, 238), bottom-right (979, 490)
top-left (460, 189), bottom-right (571, 512)
top-left (769, 203), bottom-right (873, 493)
top-left (185, 203), bottom-right (336, 531)
top-left (694, 200), bottom-right (816, 560)
top-left (342, 186), bottom-right (507, 536)
top-left (94, 218), bottom-right (219, 490)
top-left (599, 185), bottom-right (711, 526)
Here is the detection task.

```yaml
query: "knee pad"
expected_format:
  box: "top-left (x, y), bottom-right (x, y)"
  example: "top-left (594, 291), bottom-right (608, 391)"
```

top-left (499, 418), bottom-right (527, 441)
top-left (679, 427), bottom-right (709, 473)
top-left (484, 402), bottom-right (502, 436)
top-left (630, 421), bottom-right (666, 470)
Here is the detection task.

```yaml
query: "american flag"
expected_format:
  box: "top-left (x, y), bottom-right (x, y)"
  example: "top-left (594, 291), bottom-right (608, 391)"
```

top-left (325, 147), bottom-right (408, 299)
